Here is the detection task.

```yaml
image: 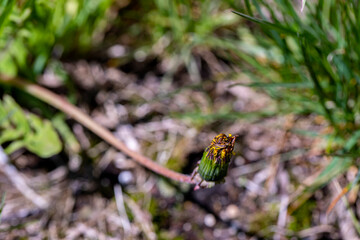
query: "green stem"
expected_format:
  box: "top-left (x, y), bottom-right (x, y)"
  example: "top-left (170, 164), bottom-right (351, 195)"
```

top-left (0, 75), bottom-right (193, 184)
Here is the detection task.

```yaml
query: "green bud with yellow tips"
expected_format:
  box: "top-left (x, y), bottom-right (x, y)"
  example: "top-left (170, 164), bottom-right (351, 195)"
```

top-left (192, 133), bottom-right (237, 186)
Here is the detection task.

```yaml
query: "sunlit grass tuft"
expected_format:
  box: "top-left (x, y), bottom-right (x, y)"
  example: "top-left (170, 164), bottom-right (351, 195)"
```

top-left (232, 0), bottom-right (360, 226)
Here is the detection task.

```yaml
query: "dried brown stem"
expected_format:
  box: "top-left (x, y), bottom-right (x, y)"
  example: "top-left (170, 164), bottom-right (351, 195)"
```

top-left (0, 75), bottom-right (193, 184)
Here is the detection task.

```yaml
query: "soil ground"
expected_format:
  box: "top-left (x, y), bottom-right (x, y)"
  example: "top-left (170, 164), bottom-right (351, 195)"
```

top-left (0, 58), bottom-right (355, 239)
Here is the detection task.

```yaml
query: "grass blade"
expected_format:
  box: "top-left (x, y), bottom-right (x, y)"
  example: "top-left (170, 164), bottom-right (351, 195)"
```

top-left (0, 0), bottom-right (15, 35)
top-left (232, 10), bottom-right (299, 36)
top-left (229, 81), bottom-right (312, 89)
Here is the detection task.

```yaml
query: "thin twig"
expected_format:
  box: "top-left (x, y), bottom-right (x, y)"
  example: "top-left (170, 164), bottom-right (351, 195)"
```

top-left (0, 75), bottom-right (193, 184)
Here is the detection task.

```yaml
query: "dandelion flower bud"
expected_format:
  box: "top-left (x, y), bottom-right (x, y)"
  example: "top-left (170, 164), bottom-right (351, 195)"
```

top-left (197, 133), bottom-right (237, 182)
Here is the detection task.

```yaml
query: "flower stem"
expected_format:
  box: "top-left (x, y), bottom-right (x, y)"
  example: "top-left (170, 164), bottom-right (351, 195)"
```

top-left (0, 75), bottom-right (193, 184)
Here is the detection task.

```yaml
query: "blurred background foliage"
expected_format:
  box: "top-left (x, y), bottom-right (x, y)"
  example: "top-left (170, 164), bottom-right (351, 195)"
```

top-left (0, 0), bottom-right (112, 78)
top-left (1, 0), bottom-right (360, 238)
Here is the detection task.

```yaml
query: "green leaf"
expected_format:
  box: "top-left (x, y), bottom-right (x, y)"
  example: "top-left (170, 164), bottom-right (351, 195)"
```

top-left (0, 109), bottom-right (14, 125)
top-left (52, 114), bottom-right (80, 153)
top-left (0, 95), bottom-right (62, 157)
top-left (4, 140), bottom-right (25, 155)
top-left (3, 95), bottom-right (30, 134)
top-left (24, 115), bottom-right (62, 158)
top-left (0, 96), bottom-right (28, 145)
top-left (0, 52), bottom-right (18, 77)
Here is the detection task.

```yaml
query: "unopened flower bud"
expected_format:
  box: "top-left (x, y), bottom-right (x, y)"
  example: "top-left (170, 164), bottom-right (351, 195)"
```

top-left (196, 133), bottom-right (237, 183)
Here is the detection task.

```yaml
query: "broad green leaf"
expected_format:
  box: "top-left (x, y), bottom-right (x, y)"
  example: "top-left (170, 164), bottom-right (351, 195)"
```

top-left (0, 95), bottom-right (62, 157)
top-left (4, 140), bottom-right (25, 155)
top-left (0, 97), bottom-right (28, 144)
top-left (24, 115), bottom-right (62, 158)
top-left (0, 53), bottom-right (18, 77)
top-left (0, 109), bottom-right (14, 125)
top-left (0, 129), bottom-right (24, 145)
top-left (4, 95), bottom-right (30, 134)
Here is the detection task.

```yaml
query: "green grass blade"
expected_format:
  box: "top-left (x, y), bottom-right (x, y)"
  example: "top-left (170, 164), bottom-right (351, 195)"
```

top-left (244, 0), bottom-right (253, 16)
top-left (0, 0), bottom-right (15, 35)
top-left (300, 39), bottom-right (336, 128)
top-left (232, 10), bottom-right (299, 36)
top-left (307, 157), bottom-right (352, 193)
top-left (229, 82), bottom-right (312, 89)
top-left (344, 130), bottom-right (360, 152)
